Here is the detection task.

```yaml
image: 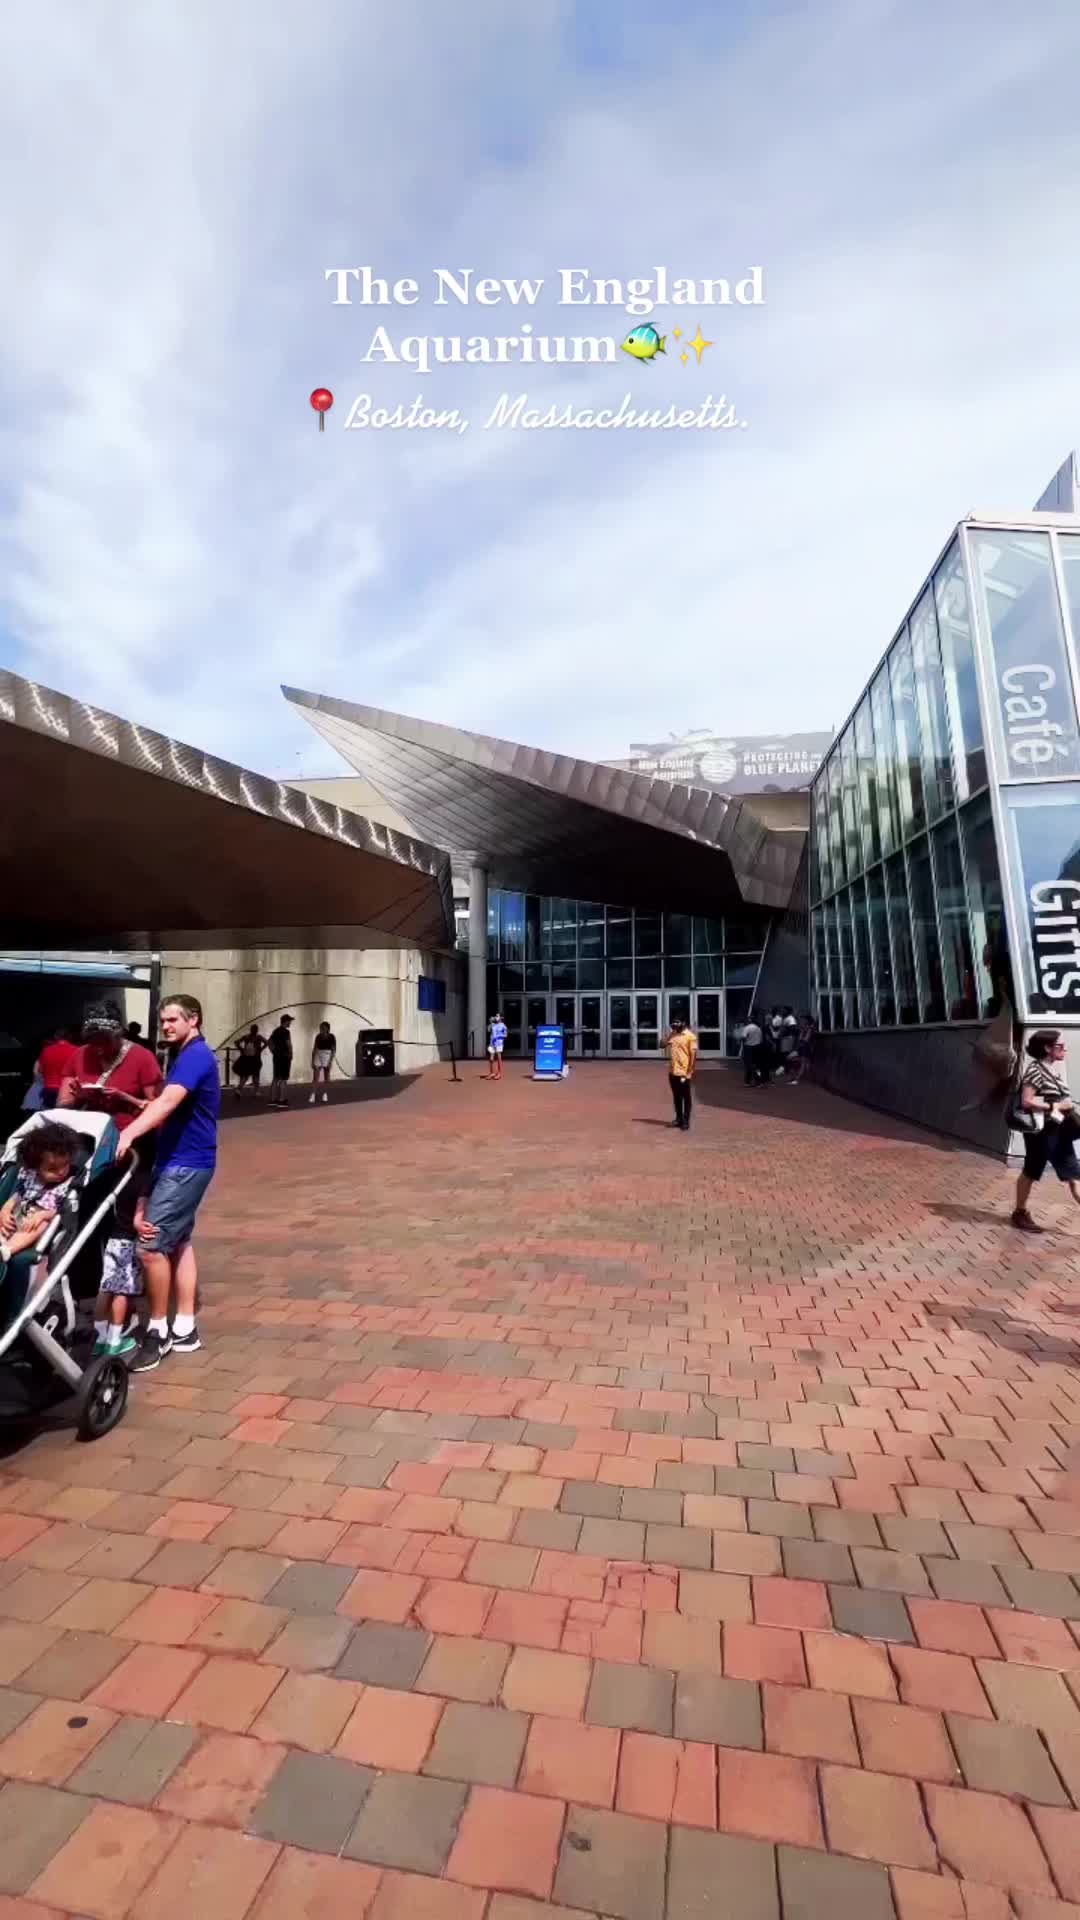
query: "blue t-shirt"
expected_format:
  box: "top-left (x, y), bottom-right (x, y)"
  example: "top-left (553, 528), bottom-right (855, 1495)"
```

top-left (156, 1036), bottom-right (221, 1172)
top-left (490, 1020), bottom-right (507, 1051)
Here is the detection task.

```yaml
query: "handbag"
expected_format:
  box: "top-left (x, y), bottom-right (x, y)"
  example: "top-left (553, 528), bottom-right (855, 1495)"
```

top-left (1006, 1087), bottom-right (1042, 1135)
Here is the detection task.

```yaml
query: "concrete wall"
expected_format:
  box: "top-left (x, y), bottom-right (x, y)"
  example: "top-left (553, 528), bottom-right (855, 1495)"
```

top-left (160, 935), bottom-right (465, 1078)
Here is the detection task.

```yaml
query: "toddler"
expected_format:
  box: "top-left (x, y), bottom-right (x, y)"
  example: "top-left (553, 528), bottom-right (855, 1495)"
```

top-left (0, 1122), bottom-right (78, 1267)
top-left (94, 1141), bottom-right (153, 1357)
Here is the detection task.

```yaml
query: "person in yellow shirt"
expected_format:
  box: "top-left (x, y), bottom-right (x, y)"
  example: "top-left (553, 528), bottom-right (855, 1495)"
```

top-left (664, 1016), bottom-right (698, 1131)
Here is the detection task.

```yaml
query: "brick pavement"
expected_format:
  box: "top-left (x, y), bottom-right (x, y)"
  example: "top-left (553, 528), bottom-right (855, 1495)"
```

top-left (3, 1059), bottom-right (1080, 1919)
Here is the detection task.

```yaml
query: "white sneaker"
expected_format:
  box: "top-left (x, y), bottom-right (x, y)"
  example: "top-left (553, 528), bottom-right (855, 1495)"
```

top-left (309, 1094), bottom-right (316, 1104)
top-left (321, 1094), bottom-right (328, 1104)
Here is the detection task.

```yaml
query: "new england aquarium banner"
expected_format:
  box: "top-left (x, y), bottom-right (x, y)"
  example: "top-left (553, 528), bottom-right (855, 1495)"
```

top-left (607, 730), bottom-right (832, 795)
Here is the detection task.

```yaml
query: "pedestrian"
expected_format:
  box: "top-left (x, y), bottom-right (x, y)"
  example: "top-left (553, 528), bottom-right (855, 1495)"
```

top-left (742, 1009), bottom-right (764, 1086)
top-left (126, 1021), bottom-right (143, 1042)
top-left (1010, 1029), bottom-right (1080, 1234)
top-left (58, 1005), bottom-right (163, 1124)
top-left (664, 1015), bottom-right (698, 1130)
top-left (789, 1010), bottom-right (816, 1084)
top-left (34, 1028), bottom-right (78, 1110)
top-left (233, 1024), bottom-right (266, 1097)
top-left (268, 1015), bottom-right (294, 1107)
top-left (487, 1012), bottom-right (507, 1080)
top-left (120, 994), bottom-right (221, 1370)
top-left (778, 1006), bottom-right (799, 1082)
top-left (309, 1021), bottom-right (337, 1104)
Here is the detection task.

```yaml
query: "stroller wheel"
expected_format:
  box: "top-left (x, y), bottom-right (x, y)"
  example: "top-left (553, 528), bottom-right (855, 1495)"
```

top-left (76, 1355), bottom-right (129, 1442)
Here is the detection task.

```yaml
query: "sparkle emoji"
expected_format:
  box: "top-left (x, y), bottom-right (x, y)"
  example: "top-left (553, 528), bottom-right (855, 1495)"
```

top-left (620, 323), bottom-right (667, 363)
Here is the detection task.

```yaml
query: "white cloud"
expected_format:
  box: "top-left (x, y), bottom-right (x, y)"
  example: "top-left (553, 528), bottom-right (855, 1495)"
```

top-left (2, 0), bottom-right (1080, 785)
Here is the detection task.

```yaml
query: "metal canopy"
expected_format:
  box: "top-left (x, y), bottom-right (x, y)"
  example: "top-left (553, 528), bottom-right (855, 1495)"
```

top-left (0, 670), bottom-right (453, 950)
top-left (283, 688), bottom-right (804, 913)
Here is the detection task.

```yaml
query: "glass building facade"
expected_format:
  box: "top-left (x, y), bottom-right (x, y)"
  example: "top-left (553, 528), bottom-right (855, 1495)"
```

top-left (810, 520), bottom-right (1080, 1048)
top-left (486, 891), bottom-right (769, 1057)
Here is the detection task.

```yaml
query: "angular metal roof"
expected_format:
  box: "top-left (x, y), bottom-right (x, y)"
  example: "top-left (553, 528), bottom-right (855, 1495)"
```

top-left (0, 669), bottom-right (453, 950)
top-left (283, 688), bottom-right (804, 914)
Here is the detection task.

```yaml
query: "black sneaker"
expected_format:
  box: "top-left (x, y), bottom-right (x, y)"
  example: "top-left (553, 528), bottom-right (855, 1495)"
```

top-left (171, 1325), bottom-right (202, 1354)
top-left (131, 1328), bottom-right (170, 1373)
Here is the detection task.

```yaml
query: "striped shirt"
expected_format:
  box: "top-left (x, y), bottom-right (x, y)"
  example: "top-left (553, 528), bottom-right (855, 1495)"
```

top-left (1022, 1059), bottom-right (1070, 1106)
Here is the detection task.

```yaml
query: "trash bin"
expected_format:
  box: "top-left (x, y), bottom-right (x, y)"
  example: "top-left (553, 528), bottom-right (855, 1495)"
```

top-left (357, 1029), bottom-right (395, 1077)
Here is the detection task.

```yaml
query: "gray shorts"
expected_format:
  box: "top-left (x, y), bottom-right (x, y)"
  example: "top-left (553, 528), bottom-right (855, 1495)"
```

top-left (101, 1236), bottom-right (143, 1298)
top-left (142, 1167), bottom-right (214, 1256)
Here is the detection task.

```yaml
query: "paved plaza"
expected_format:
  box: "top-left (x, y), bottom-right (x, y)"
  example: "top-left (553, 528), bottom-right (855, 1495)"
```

top-left (4, 1061), bottom-right (1080, 1919)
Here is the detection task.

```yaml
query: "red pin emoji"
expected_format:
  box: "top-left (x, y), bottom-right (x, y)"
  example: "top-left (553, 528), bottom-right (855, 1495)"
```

top-left (310, 388), bottom-right (333, 431)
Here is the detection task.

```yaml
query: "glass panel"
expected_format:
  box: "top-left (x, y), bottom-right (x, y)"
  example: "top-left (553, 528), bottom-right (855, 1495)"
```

top-left (664, 955), bottom-right (691, 987)
top-left (818, 992), bottom-right (832, 1032)
top-left (501, 893), bottom-right (525, 963)
top-left (885, 853), bottom-right (919, 1024)
top-left (579, 903), bottom-right (605, 960)
top-left (487, 895), bottom-right (499, 959)
top-left (524, 962), bottom-right (549, 992)
top-left (635, 956), bottom-right (662, 989)
top-left (835, 892), bottom-right (856, 991)
top-left (974, 530), bottom-right (1080, 783)
top-left (499, 964), bottom-right (524, 993)
top-left (1002, 783), bottom-right (1080, 1016)
top-left (870, 664), bottom-right (900, 855)
top-left (667, 993), bottom-right (692, 1028)
top-left (526, 998), bottom-right (548, 1053)
top-left (725, 954), bottom-right (760, 989)
top-left (525, 896), bottom-right (542, 961)
top-left (609, 994), bottom-right (632, 1051)
top-left (665, 913), bottom-right (692, 954)
top-left (581, 997), bottom-right (602, 1053)
top-left (823, 899), bottom-right (839, 1001)
top-left (541, 897), bottom-right (555, 958)
top-left (839, 725), bottom-right (861, 880)
top-left (910, 585), bottom-right (953, 823)
top-left (960, 793), bottom-right (1007, 1017)
top-left (854, 698), bottom-right (880, 870)
top-left (1059, 533), bottom-right (1080, 663)
top-left (696, 992), bottom-right (721, 1028)
top-left (931, 818), bottom-right (977, 1019)
top-left (634, 911), bottom-right (662, 956)
top-left (606, 957), bottom-right (633, 990)
top-left (636, 995), bottom-right (660, 1050)
top-left (693, 917), bottom-right (723, 953)
top-left (551, 962), bottom-right (576, 991)
top-left (551, 898), bottom-right (577, 962)
top-left (726, 988), bottom-right (753, 1056)
top-left (889, 628), bottom-right (926, 838)
top-left (907, 835), bottom-right (946, 1021)
top-left (866, 866), bottom-right (895, 1025)
top-left (810, 778), bottom-right (829, 902)
top-left (693, 954), bottom-right (723, 988)
top-left (502, 998), bottom-right (524, 1052)
top-left (936, 541), bottom-right (986, 800)
top-left (812, 908), bottom-right (830, 999)
top-left (578, 959), bottom-right (604, 989)
top-left (486, 964), bottom-right (498, 1016)
top-left (850, 877), bottom-right (874, 1027)
top-left (555, 996), bottom-right (577, 1053)
top-left (606, 907), bottom-right (632, 958)
top-left (725, 918), bottom-right (763, 949)
top-left (826, 753), bottom-right (846, 886)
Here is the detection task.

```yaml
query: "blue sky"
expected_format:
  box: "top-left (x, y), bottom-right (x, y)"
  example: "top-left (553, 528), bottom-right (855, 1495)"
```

top-left (4, 0), bottom-right (1080, 782)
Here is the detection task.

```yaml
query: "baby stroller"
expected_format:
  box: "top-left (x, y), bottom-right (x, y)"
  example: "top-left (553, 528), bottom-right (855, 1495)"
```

top-left (0, 1110), bottom-right (133, 1441)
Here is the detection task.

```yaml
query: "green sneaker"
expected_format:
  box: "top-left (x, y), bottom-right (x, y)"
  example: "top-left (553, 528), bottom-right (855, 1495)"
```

top-left (94, 1334), bottom-right (138, 1359)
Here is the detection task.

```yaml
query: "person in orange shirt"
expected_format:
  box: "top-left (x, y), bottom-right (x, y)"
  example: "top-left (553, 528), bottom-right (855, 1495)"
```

top-left (664, 1016), bottom-right (698, 1131)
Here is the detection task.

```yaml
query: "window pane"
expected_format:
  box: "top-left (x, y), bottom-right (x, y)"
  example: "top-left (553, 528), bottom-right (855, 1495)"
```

top-left (524, 962), bottom-right (549, 992)
top-left (826, 753), bottom-right (847, 886)
top-left (1002, 783), bottom-right (1080, 1016)
top-left (960, 793), bottom-right (1007, 1017)
top-left (500, 964), bottom-right (524, 993)
top-left (488, 894), bottom-right (500, 959)
top-left (665, 913), bottom-right (692, 954)
top-left (578, 959), bottom-right (604, 989)
top-left (811, 778), bottom-right (832, 900)
top-left (889, 628), bottom-right (926, 838)
top-left (634, 910), bottom-right (662, 956)
top-left (866, 866), bottom-right (895, 1024)
top-left (606, 907), bottom-right (632, 958)
top-left (500, 893), bottom-right (525, 963)
top-left (850, 877), bottom-right (874, 1026)
top-left (725, 954), bottom-right (759, 989)
top-left (818, 991), bottom-right (832, 1032)
top-left (870, 665), bottom-right (900, 855)
top-left (935, 541), bottom-right (986, 800)
top-left (606, 957), bottom-right (633, 990)
top-left (635, 956), bottom-right (662, 988)
top-left (931, 818), bottom-right (977, 1019)
top-left (551, 961), bottom-right (576, 991)
top-left (725, 918), bottom-right (763, 949)
top-left (696, 993), bottom-right (721, 1027)
top-left (726, 988), bottom-right (753, 1055)
top-left (551, 899), bottom-right (577, 962)
top-left (907, 835), bottom-right (945, 1021)
top-left (973, 530), bottom-right (1080, 783)
top-left (693, 953), bottom-right (723, 988)
top-left (693, 917), bottom-right (723, 953)
top-left (664, 955), bottom-right (691, 987)
top-left (840, 726), bottom-right (861, 880)
top-left (910, 585), bottom-right (954, 823)
top-left (1059, 533), bottom-right (1080, 660)
top-left (812, 908), bottom-right (830, 999)
top-left (524, 896), bottom-right (542, 961)
top-left (823, 899), bottom-right (839, 1000)
top-left (835, 891), bottom-right (856, 992)
top-left (486, 963), bottom-right (498, 1015)
top-left (885, 854), bottom-right (919, 1024)
top-left (854, 698), bottom-right (880, 869)
top-left (578, 903), bottom-right (605, 959)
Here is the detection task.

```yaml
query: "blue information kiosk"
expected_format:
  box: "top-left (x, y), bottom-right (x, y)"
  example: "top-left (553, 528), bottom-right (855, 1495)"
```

top-left (533, 1024), bottom-right (566, 1080)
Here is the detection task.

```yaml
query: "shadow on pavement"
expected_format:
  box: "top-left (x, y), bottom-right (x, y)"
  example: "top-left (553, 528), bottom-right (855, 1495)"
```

top-left (218, 1072), bottom-right (424, 1124)
top-left (692, 1064), bottom-right (958, 1150)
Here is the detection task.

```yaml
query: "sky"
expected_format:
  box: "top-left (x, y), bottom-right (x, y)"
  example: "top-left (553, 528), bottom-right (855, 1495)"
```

top-left (4, 0), bottom-right (1080, 784)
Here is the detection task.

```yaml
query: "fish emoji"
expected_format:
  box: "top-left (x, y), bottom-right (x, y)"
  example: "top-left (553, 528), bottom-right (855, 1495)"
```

top-left (620, 323), bottom-right (667, 362)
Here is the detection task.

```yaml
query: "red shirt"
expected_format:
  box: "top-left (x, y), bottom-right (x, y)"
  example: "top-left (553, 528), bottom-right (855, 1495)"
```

top-left (61, 1041), bottom-right (163, 1135)
top-left (37, 1039), bottom-right (79, 1090)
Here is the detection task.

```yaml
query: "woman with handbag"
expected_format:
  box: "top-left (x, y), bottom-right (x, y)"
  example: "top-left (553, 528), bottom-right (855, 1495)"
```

top-left (1011, 1030), bottom-right (1080, 1234)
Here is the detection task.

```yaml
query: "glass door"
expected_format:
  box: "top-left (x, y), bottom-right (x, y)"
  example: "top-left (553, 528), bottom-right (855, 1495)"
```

top-left (580, 995), bottom-right (602, 1056)
top-left (694, 991), bottom-right (724, 1055)
top-left (609, 994), bottom-right (632, 1053)
top-left (525, 997), bottom-right (548, 1057)
top-left (501, 997), bottom-right (525, 1055)
top-left (554, 995), bottom-right (578, 1054)
top-left (665, 992), bottom-right (692, 1035)
top-left (633, 993), bottom-right (660, 1055)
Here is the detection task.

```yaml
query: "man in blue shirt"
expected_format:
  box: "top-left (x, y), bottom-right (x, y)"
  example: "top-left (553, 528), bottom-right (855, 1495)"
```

top-left (117, 994), bottom-right (221, 1372)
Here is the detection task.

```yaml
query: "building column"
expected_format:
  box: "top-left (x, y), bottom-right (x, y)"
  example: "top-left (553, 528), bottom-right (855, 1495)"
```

top-left (467, 864), bottom-right (488, 1059)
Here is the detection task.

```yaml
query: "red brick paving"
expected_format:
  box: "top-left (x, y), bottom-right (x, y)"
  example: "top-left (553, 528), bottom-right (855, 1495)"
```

top-left (5, 1060), bottom-right (1080, 1915)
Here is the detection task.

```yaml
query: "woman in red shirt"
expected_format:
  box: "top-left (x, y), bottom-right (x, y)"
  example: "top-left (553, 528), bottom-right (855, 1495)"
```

top-left (34, 1028), bottom-right (79, 1110)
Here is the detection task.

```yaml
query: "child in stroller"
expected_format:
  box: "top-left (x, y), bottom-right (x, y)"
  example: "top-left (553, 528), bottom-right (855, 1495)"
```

top-left (0, 1108), bottom-right (135, 1440)
top-left (0, 1121), bottom-right (77, 1267)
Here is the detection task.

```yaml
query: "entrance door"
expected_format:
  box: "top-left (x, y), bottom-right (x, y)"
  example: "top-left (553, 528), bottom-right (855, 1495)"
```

top-left (554, 996), bottom-right (578, 1055)
top-left (694, 991), bottom-right (724, 1055)
top-left (665, 992), bottom-right (692, 1035)
top-left (633, 993), bottom-right (661, 1056)
top-left (501, 997), bottom-right (525, 1056)
top-left (580, 996), bottom-right (602, 1057)
top-left (609, 994), bottom-right (632, 1054)
top-left (525, 997), bottom-right (548, 1057)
